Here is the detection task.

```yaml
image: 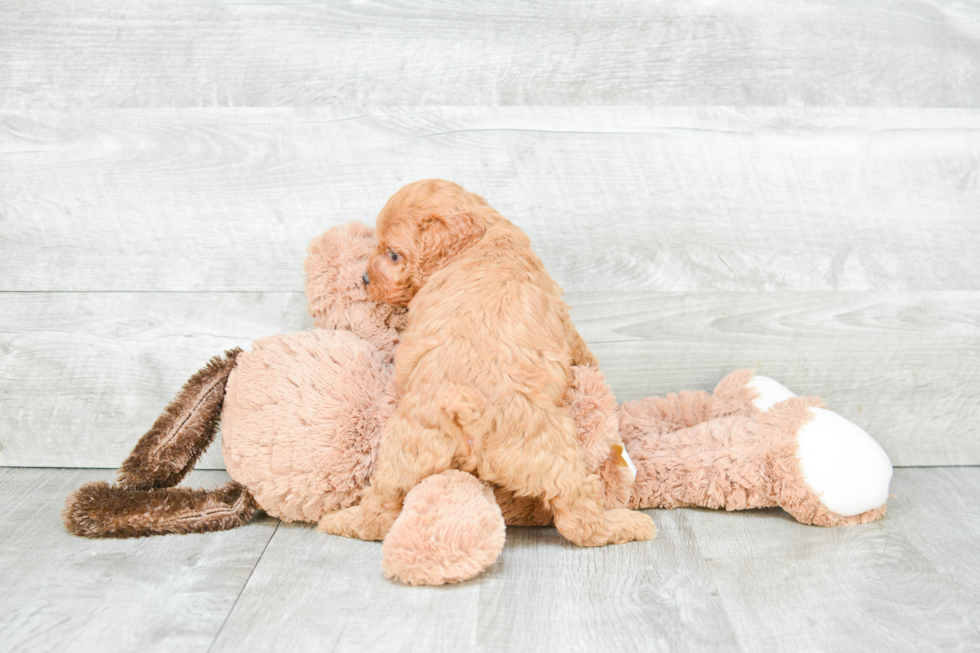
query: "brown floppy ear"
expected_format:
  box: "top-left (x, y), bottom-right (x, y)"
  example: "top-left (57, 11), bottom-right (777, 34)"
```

top-left (416, 212), bottom-right (486, 281)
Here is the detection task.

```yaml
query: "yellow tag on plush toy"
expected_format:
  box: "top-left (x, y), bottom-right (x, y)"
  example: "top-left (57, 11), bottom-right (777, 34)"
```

top-left (610, 444), bottom-right (637, 479)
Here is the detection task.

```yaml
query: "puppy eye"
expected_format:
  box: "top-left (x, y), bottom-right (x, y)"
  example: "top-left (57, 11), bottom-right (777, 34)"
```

top-left (389, 250), bottom-right (399, 262)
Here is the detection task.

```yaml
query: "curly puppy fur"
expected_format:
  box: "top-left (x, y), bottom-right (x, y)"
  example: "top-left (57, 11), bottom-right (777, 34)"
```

top-left (317, 179), bottom-right (654, 547)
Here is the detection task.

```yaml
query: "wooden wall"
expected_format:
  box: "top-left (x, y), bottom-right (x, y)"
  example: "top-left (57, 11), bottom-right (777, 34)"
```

top-left (1, 1), bottom-right (978, 468)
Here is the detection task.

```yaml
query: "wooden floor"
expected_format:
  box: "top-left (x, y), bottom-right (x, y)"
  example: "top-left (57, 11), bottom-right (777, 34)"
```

top-left (2, 466), bottom-right (979, 653)
top-left (3, 1), bottom-right (980, 651)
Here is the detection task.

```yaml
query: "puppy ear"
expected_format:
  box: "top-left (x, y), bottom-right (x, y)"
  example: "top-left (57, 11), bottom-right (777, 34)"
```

top-left (417, 211), bottom-right (485, 280)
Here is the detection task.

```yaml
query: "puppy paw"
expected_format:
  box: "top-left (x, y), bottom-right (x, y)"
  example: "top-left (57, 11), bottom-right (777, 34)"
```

top-left (317, 507), bottom-right (358, 538)
top-left (604, 508), bottom-right (656, 544)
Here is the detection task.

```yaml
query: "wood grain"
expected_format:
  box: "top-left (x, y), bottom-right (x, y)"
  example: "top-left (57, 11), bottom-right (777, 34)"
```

top-left (3, 1), bottom-right (979, 649)
top-left (2, 1), bottom-right (979, 108)
top-left (2, 107), bottom-right (978, 293)
top-left (582, 290), bottom-right (980, 467)
top-left (0, 468), bottom-right (280, 653)
top-left (208, 514), bottom-right (738, 653)
top-left (692, 469), bottom-right (980, 652)
top-left (173, 469), bottom-right (980, 652)
top-left (472, 520), bottom-right (738, 653)
top-left (0, 292), bottom-right (310, 469)
top-left (1, 466), bottom-right (976, 651)
top-left (2, 290), bottom-right (975, 468)
top-left (208, 522), bottom-right (484, 653)
top-left (886, 466), bottom-right (980, 635)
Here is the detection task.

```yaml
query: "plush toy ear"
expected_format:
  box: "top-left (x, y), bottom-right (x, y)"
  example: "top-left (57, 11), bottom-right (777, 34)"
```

top-left (304, 222), bottom-right (406, 359)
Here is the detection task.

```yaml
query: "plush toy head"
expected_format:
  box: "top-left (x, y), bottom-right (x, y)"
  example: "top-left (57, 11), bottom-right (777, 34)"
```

top-left (222, 222), bottom-right (409, 524)
top-left (305, 222), bottom-right (407, 361)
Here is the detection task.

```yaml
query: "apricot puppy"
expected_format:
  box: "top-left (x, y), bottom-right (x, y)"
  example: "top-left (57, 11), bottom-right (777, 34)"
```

top-left (317, 180), bottom-right (654, 547)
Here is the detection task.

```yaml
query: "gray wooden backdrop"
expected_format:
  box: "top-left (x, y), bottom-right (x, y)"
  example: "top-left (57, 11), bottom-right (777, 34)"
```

top-left (1, 0), bottom-right (978, 470)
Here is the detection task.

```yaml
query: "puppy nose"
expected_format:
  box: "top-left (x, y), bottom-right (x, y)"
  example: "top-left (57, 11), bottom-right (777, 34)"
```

top-left (362, 272), bottom-right (370, 285)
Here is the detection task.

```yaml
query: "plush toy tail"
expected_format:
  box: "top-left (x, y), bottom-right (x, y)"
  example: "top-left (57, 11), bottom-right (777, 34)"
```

top-left (63, 348), bottom-right (258, 538)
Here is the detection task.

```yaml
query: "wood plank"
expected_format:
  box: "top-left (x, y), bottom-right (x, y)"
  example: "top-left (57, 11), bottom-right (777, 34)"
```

top-left (1, 290), bottom-right (975, 468)
top-left (208, 512), bottom-right (738, 653)
top-left (886, 466), bottom-right (980, 634)
top-left (2, 107), bottom-right (978, 293)
top-left (472, 518), bottom-right (738, 652)
top-left (2, 1), bottom-right (979, 108)
top-left (692, 468), bottom-right (980, 652)
top-left (0, 468), bottom-right (975, 651)
top-left (0, 292), bottom-right (310, 469)
top-left (0, 468), bottom-right (280, 653)
top-left (582, 290), bottom-right (980, 467)
top-left (212, 469), bottom-right (980, 652)
top-left (208, 522), bottom-right (485, 652)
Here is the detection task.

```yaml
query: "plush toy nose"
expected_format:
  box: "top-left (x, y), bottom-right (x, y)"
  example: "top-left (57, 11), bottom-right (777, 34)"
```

top-left (362, 272), bottom-right (370, 285)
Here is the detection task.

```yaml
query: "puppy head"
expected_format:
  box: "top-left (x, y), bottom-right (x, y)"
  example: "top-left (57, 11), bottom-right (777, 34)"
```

top-left (365, 179), bottom-right (489, 306)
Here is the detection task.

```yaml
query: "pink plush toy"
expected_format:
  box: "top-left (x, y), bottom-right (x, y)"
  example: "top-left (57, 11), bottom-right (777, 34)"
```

top-left (64, 223), bottom-right (893, 586)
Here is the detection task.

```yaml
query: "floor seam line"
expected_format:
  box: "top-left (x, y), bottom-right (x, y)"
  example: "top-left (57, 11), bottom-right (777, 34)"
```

top-left (205, 520), bottom-right (281, 653)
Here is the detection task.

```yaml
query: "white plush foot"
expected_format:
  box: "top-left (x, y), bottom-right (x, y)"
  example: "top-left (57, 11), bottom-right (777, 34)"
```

top-left (796, 407), bottom-right (893, 517)
top-left (748, 376), bottom-right (797, 412)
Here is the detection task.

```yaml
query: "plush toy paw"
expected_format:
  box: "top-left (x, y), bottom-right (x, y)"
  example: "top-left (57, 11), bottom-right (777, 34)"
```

top-left (381, 470), bottom-right (505, 586)
top-left (748, 377), bottom-right (893, 520)
top-left (762, 397), bottom-right (893, 526)
top-left (795, 406), bottom-right (893, 518)
top-left (747, 375), bottom-right (798, 412)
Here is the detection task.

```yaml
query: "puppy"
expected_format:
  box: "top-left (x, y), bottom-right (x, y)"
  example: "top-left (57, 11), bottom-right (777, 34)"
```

top-left (317, 180), bottom-right (654, 547)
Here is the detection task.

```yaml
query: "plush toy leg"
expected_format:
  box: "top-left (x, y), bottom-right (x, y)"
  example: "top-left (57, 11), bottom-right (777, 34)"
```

top-left (742, 375), bottom-right (893, 521)
top-left (381, 470), bottom-right (506, 586)
top-left (116, 349), bottom-right (241, 489)
top-left (63, 481), bottom-right (257, 538)
top-left (623, 375), bottom-right (893, 526)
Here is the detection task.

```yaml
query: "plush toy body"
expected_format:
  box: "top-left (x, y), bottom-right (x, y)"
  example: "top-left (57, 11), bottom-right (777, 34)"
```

top-left (65, 222), bottom-right (893, 586)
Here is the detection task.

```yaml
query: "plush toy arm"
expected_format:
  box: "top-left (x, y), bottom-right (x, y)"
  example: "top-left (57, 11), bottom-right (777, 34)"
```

top-left (619, 369), bottom-right (760, 444)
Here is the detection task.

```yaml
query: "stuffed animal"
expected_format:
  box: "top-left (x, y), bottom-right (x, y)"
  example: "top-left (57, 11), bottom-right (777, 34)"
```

top-left (64, 222), bottom-right (893, 586)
